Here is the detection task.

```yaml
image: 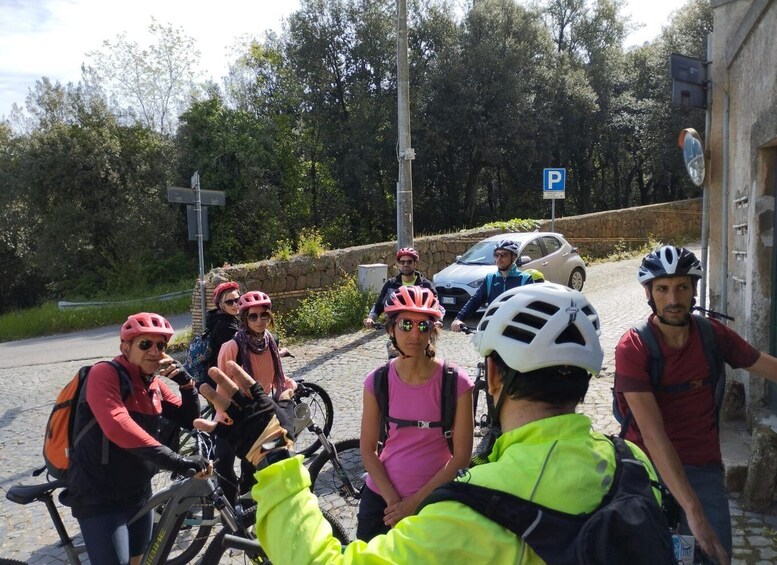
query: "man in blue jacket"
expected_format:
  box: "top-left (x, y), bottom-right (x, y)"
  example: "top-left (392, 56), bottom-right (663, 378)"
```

top-left (451, 239), bottom-right (534, 331)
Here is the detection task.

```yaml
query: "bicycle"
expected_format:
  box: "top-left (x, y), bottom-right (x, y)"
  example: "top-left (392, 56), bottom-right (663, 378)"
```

top-left (148, 378), bottom-right (335, 561)
top-left (5, 430), bottom-right (349, 565)
top-left (460, 325), bottom-right (493, 437)
top-left (199, 406), bottom-right (351, 564)
top-left (5, 433), bottom-right (228, 564)
top-left (307, 438), bottom-right (364, 543)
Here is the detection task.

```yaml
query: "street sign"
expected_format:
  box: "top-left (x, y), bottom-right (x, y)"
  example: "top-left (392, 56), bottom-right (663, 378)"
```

top-left (670, 53), bottom-right (708, 110)
top-left (543, 168), bottom-right (566, 200)
top-left (166, 186), bottom-right (226, 206)
top-left (187, 205), bottom-right (209, 241)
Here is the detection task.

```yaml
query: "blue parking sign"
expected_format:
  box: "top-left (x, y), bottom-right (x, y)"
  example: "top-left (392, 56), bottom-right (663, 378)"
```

top-left (543, 168), bottom-right (566, 199)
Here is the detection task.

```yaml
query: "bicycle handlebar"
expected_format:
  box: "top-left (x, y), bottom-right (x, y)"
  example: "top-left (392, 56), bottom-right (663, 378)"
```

top-left (460, 324), bottom-right (475, 335)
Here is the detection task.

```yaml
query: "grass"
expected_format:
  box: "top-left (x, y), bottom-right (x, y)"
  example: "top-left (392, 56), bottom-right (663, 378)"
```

top-left (0, 293), bottom-right (191, 343)
top-left (583, 235), bottom-right (672, 265)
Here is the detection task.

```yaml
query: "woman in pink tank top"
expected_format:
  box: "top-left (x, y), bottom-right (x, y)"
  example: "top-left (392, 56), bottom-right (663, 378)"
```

top-left (358, 286), bottom-right (473, 541)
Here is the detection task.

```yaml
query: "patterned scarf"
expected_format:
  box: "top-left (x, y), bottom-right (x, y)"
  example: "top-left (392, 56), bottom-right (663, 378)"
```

top-left (233, 328), bottom-right (286, 398)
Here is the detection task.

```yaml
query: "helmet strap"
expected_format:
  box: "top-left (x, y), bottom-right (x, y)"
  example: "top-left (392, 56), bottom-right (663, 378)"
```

top-left (489, 367), bottom-right (518, 428)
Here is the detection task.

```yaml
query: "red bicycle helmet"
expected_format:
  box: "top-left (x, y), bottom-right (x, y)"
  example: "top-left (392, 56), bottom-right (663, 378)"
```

top-left (213, 281), bottom-right (240, 304)
top-left (120, 312), bottom-right (175, 342)
top-left (384, 286), bottom-right (442, 320)
top-left (238, 291), bottom-right (272, 312)
top-left (396, 247), bottom-right (419, 261)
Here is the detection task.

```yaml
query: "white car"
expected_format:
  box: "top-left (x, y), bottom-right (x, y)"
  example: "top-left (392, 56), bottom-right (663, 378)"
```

top-left (433, 232), bottom-right (586, 314)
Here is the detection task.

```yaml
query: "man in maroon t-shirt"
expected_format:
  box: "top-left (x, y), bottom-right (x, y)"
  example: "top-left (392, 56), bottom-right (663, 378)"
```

top-left (615, 246), bottom-right (777, 565)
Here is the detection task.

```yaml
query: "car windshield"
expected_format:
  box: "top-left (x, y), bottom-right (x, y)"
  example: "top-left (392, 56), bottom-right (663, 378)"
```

top-left (458, 241), bottom-right (498, 265)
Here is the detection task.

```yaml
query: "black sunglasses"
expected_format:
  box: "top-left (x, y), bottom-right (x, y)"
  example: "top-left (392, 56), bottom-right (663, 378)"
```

top-left (138, 339), bottom-right (167, 352)
top-left (247, 312), bottom-right (272, 322)
top-left (398, 259), bottom-right (415, 265)
top-left (222, 298), bottom-right (239, 306)
top-left (397, 318), bottom-right (432, 333)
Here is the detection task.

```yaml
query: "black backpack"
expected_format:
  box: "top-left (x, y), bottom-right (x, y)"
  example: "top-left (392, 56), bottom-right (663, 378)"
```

top-left (374, 360), bottom-right (458, 453)
top-left (418, 436), bottom-right (675, 565)
top-left (613, 314), bottom-right (725, 437)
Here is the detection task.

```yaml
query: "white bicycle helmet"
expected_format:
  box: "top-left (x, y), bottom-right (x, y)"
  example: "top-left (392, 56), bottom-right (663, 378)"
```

top-left (494, 239), bottom-right (520, 255)
top-left (638, 246), bottom-right (703, 285)
top-left (471, 283), bottom-right (603, 376)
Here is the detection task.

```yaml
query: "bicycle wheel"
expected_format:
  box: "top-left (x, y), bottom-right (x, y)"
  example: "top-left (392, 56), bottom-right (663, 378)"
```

top-left (294, 382), bottom-right (334, 458)
top-left (0, 559), bottom-right (28, 564)
top-left (308, 438), bottom-right (365, 542)
top-left (148, 471), bottom-right (217, 565)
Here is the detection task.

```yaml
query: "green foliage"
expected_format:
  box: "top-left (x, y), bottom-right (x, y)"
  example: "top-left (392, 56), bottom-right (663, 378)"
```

top-left (281, 276), bottom-right (375, 338)
top-left (272, 239), bottom-right (295, 261)
top-left (0, 292), bottom-right (190, 342)
top-left (296, 228), bottom-right (329, 258)
top-left (585, 235), bottom-right (667, 265)
top-left (482, 218), bottom-right (541, 232)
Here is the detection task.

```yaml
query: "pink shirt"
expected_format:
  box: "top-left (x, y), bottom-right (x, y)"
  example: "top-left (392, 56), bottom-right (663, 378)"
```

top-left (217, 339), bottom-right (295, 395)
top-left (364, 360), bottom-right (473, 498)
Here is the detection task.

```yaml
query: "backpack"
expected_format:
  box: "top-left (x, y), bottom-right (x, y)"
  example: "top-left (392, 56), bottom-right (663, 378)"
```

top-left (374, 360), bottom-right (458, 453)
top-left (183, 329), bottom-right (212, 386)
top-left (418, 436), bottom-right (675, 565)
top-left (613, 314), bottom-right (725, 437)
top-left (42, 360), bottom-right (131, 479)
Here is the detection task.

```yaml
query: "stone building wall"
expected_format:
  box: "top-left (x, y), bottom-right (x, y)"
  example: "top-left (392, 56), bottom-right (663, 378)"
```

top-left (190, 198), bottom-right (701, 333)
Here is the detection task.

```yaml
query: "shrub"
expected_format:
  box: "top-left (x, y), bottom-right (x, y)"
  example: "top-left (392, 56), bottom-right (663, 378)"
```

top-left (281, 276), bottom-right (375, 338)
top-left (297, 228), bottom-right (329, 258)
top-left (482, 218), bottom-right (540, 232)
top-left (272, 239), bottom-right (294, 261)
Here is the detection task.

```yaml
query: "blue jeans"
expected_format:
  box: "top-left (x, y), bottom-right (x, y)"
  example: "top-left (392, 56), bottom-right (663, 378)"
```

top-left (78, 506), bottom-right (153, 565)
top-left (678, 464), bottom-right (732, 559)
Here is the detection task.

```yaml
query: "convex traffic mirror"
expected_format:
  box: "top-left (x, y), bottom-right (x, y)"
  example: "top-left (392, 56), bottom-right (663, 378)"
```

top-left (678, 128), bottom-right (705, 187)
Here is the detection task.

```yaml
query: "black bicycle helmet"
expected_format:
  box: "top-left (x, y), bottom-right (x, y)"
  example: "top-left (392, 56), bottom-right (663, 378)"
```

top-left (638, 246), bottom-right (703, 285)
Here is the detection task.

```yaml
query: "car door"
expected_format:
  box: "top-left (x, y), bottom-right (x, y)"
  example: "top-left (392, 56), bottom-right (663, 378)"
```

top-left (538, 235), bottom-right (565, 283)
top-left (518, 237), bottom-right (547, 277)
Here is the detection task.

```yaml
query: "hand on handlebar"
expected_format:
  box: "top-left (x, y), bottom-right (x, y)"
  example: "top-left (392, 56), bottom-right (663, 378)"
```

top-left (363, 317), bottom-right (375, 329)
top-left (451, 319), bottom-right (464, 332)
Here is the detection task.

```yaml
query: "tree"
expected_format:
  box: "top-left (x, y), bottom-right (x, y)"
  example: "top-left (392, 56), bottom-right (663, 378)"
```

top-left (84, 19), bottom-right (202, 135)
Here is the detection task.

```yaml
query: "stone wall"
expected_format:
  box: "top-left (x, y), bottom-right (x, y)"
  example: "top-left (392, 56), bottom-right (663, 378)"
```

top-left (190, 198), bottom-right (701, 333)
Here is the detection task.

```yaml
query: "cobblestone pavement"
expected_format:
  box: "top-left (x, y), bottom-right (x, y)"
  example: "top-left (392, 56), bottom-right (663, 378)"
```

top-left (1, 248), bottom-right (776, 563)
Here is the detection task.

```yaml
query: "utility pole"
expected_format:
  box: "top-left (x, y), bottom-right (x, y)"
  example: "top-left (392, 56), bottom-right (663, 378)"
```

top-left (396, 0), bottom-right (414, 248)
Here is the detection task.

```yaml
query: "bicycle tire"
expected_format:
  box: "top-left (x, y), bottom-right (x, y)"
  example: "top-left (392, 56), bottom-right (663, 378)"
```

top-left (308, 438), bottom-right (365, 542)
top-left (294, 382), bottom-right (334, 458)
top-left (0, 559), bottom-right (28, 564)
top-left (200, 509), bottom-right (348, 565)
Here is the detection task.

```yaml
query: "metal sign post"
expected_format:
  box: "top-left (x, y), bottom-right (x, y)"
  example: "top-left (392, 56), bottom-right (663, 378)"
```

top-left (543, 168), bottom-right (566, 232)
top-left (191, 171), bottom-right (206, 324)
top-left (167, 175), bottom-right (226, 328)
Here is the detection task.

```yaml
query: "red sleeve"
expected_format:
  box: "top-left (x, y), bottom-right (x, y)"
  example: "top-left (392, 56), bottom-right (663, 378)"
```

top-left (85, 363), bottom-right (161, 449)
top-left (614, 328), bottom-right (654, 393)
top-left (711, 319), bottom-right (761, 368)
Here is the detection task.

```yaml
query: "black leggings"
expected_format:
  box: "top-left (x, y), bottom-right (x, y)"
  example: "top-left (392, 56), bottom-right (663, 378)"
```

top-left (356, 485), bottom-right (390, 541)
top-left (214, 437), bottom-right (257, 505)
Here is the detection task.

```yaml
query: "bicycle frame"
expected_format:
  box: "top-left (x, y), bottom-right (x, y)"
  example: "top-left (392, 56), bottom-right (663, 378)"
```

top-left (6, 472), bottom-right (218, 565)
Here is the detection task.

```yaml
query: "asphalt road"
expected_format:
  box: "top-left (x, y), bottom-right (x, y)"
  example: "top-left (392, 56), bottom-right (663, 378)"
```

top-left (0, 313), bottom-right (192, 370)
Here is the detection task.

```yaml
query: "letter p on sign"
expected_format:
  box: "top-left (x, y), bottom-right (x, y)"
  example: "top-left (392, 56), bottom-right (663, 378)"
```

top-left (543, 168), bottom-right (566, 199)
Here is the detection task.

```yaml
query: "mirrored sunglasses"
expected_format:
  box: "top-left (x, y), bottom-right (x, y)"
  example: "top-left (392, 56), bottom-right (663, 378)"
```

top-left (247, 312), bottom-right (272, 323)
top-left (222, 297), bottom-right (240, 306)
top-left (397, 318), bottom-right (432, 333)
top-left (138, 339), bottom-right (167, 352)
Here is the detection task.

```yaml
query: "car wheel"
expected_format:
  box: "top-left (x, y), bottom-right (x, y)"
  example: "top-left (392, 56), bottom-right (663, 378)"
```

top-left (568, 267), bottom-right (585, 291)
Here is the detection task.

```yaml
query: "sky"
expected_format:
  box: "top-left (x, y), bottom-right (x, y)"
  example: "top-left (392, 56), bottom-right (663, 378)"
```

top-left (0, 0), bottom-right (682, 120)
